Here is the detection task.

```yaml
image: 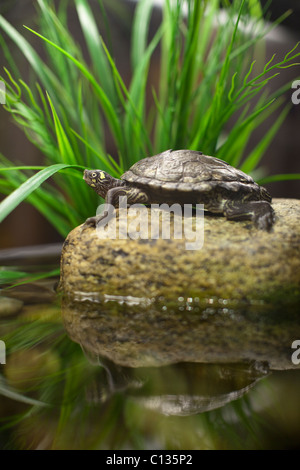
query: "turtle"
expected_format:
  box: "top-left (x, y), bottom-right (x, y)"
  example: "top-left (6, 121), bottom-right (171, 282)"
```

top-left (83, 149), bottom-right (275, 231)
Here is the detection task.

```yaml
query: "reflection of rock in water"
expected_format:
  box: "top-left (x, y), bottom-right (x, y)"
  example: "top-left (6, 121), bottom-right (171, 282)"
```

top-left (82, 356), bottom-right (269, 416)
top-left (62, 295), bottom-right (300, 370)
top-left (61, 295), bottom-right (300, 415)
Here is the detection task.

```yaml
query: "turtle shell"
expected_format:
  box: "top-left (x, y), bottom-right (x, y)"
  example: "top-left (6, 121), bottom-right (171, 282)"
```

top-left (121, 149), bottom-right (254, 192)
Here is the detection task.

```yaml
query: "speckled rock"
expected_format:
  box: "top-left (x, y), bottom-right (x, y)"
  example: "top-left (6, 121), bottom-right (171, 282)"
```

top-left (59, 199), bottom-right (300, 303)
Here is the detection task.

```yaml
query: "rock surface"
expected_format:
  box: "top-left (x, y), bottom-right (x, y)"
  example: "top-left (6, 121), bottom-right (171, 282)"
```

top-left (59, 198), bottom-right (300, 303)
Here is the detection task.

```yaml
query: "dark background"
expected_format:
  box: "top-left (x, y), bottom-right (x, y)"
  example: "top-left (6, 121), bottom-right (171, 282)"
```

top-left (0, 0), bottom-right (299, 248)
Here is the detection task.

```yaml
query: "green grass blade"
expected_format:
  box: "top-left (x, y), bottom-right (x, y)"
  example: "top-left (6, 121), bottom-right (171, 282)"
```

top-left (0, 166), bottom-right (46, 171)
top-left (37, 0), bottom-right (76, 97)
top-left (47, 92), bottom-right (77, 165)
top-left (258, 173), bottom-right (300, 184)
top-left (0, 32), bottom-right (21, 78)
top-left (0, 269), bottom-right (28, 285)
top-left (0, 158), bottom-right (83, 230)
top-left (154, 0), bottom-right (182, 150)
top-left (248, 0), bottom-right (263, 18)
top-left (241, 105), bottom-right (290, 173)
top-left (131, 0), bottom-right (154, 71)
top-left (174, 0), bottom-right (203, 148)
top-left (3, 268), bottom-right (60, 290)
top-left (71, 129), bottom-right (120, 177)
top-left (125, 25), bottom-right (162, 158)
top-left (216, 98), bottom-right (279, 166)
top-left (0, 164), bottom-right (83, 223)
top-left (24, 25), bottom-right (124, 150)
top-left (46, 92), bottom-right (93, 214)
top-left (107, 154), bottom-right (123, 175)
top-left (0, 15), bottom-right (62, 96)
top-left (74, 0), bottom-right (116, 105)
top-left (100, 36), bottom-right (154, 160)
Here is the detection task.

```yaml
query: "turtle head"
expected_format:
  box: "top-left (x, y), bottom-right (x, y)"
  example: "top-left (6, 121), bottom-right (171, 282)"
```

top-left (83, 169), bottom-right (115, 198)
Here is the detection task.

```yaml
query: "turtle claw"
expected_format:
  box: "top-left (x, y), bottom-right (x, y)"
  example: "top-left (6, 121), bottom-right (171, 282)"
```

top-left (81, 216), bottom-right (96, 231)
top-left (253, 203), bottom-right (275, 232)
top-left (86, 216), bottom-right (98, 226)
top-left (80, 216), bottom-right (98, 234)
top-left (81, 212), bottom-right (110, 233)
top-left (224, 200), bottom-right (275, 232)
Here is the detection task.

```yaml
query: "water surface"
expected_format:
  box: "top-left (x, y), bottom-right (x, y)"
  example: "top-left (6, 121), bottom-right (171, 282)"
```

top-left (0, 249), bottom-right (300, 450)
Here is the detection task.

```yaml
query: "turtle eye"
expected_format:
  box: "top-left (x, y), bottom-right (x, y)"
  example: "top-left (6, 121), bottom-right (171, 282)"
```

top-left (91, 172), bottom-right (97, 178)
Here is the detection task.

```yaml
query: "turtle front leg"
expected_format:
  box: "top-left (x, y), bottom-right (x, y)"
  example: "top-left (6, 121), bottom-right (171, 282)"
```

top-left (223, 200), bottom-right (275, 231)
top-left (83, 186), bottom-right (150, 228)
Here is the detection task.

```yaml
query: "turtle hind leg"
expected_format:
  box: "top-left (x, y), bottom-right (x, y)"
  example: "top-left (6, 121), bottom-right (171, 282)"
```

top-left (223, 200), bottom-right (275, 231)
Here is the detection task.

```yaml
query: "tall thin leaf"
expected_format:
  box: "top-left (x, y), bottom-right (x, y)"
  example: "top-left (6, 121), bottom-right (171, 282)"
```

top-left (0, 164), bottom-right (83, 223)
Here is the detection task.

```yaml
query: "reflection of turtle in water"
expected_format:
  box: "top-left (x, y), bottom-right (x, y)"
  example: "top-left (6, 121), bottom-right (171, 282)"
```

top-left (83, 149), bottom-right (275, 231)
